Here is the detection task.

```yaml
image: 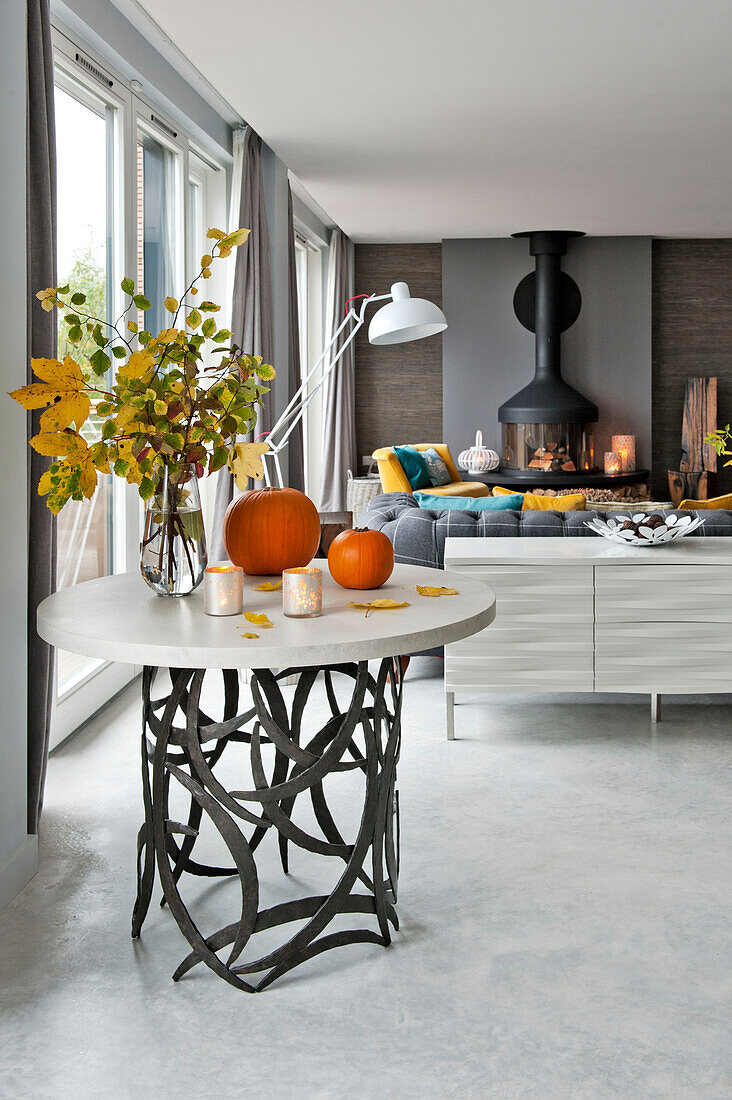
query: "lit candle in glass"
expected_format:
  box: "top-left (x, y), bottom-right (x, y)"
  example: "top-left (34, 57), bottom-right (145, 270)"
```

top-left (282, 567), bottom-right (322, 618)
top-left (611, 434), bottom-right (636, 472)
top-left (604, 451), bottom-right (621, 475)
top-left (204, 563), bottom-right (244, 616)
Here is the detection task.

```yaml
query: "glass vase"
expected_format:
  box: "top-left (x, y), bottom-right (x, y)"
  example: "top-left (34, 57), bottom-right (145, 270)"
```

top-left (140, 464), bottom-right (208, 597)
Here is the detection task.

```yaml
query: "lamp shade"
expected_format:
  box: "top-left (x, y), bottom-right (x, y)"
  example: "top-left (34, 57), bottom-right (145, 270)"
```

top-left (368, 281), bottom-right (447, 345)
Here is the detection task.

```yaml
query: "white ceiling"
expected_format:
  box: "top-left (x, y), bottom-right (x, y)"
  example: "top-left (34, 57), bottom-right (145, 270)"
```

top-left (133, 0), bottom-right (732, 242)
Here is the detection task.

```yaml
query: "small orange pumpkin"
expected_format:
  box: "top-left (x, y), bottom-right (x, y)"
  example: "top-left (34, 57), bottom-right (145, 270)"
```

top-left (223, 486), bottom-right (320, 575)
top-left (328, 527), bottom-right (394, 590)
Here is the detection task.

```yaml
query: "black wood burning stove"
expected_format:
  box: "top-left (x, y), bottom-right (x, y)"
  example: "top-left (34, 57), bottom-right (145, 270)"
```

top-left (498, 231), bottom-right (598, 481)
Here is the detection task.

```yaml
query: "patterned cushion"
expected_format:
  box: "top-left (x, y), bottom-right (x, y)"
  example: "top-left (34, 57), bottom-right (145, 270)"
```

top-left (358, 493), bottom-right (732, 569)
top-left (422, 447), bottom-right (452, 486)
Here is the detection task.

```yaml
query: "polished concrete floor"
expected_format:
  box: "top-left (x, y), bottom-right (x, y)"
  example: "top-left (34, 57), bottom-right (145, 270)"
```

top-left (1, 660), bottom-right (730, 1099)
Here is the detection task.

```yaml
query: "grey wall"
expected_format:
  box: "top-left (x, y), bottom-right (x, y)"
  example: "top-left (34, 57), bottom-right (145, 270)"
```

top-left (442, 237), bottom-right (652, 472)
top-left (0, 0), bottom-right (36, 910)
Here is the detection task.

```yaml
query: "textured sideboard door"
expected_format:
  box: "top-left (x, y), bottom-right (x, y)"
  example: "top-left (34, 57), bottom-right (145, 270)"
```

top-left (594, 565), bottom-right (732, 693)
top-left (445, 564), bottom-right (594, 691)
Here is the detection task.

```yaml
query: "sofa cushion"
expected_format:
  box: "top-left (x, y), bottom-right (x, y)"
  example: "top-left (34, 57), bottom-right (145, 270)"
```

top-left (359, 492), bottom-right (732, 569)
top-left (414, 491), bottom-right (523, 511)
top-left (422, 447), bottom-right (452, 486)
top-left (393, 445), bottom-right (430, 490)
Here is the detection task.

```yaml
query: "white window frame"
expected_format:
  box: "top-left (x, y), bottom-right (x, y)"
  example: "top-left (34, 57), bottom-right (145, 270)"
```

top-left (49, 20), bottom-right (230, 747)
top-left (294, 226), bottom-right (326, 499)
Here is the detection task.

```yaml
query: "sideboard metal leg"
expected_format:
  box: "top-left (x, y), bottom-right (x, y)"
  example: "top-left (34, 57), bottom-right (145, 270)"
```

top-left (446, 691), bottom-right (455, 741)
top-left (651, 693), bottom-right (662, 723)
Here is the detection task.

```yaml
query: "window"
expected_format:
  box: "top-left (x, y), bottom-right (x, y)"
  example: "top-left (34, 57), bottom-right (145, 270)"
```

top-left (50, 23), bottom-right (230, 745)
top-left (294, 230), bottom-right (325, 498)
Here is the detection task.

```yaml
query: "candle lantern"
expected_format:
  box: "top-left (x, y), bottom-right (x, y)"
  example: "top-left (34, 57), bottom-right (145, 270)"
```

top-left (204, 563), bottom-right (244, 616)
top-left (282, 567), bottom-right (322, 618)
top-left (604, 451), bottom-right (621, 475)
top-left (611, 434), bottom-right (636, 472)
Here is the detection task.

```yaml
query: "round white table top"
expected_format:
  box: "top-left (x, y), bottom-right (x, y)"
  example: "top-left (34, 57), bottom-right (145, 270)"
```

top-left (37, 564), bottom-right (496, 670)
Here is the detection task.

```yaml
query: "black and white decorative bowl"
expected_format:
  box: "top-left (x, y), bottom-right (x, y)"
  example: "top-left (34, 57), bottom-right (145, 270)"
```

top-left (585, 512), bottom-right (704, 546)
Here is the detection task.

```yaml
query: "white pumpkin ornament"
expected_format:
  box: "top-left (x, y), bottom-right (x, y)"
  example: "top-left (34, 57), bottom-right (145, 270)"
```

top-left (457, 430), bottom-right (500, 474)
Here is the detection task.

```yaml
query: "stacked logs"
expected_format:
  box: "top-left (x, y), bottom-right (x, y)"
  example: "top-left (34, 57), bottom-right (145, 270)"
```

top-left (527, 443), bottom-right (576, 473)
top-left (529, 484), bottom-right (652, 504)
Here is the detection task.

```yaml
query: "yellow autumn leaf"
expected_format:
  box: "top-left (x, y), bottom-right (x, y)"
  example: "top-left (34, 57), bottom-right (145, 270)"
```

top-left (30, 429), bottom-right (88, 458)
top-left (118, 349), bottom-right (155, 381)
top-left (240, 631), bottom-right (259, 639)
top-left (164, 297), bottom-right (178, 313)
top-left (252, 580), bottom-right (282, 591)
top-left (228, 441), bottom-right (269, 491)
top-left (9, 355), bottom-right (91, 432)
top-left (244, 612), bottom-right (273, 628)
top-left (347, 599), bottom-right (410, 618)
top-left (416, 585), bottom-right (458, 597)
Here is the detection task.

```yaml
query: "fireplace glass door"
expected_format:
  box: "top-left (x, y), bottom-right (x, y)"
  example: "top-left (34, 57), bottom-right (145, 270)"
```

top-left (501, 423), bottom-right (595, 473)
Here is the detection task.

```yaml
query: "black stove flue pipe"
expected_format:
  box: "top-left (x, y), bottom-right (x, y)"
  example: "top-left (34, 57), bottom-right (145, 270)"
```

top-left (498, 231), bottom-right (598, 425)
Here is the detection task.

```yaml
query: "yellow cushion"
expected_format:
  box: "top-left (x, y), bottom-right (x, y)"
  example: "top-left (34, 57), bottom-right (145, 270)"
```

top-left (679, 493), bottom-right (732, 510)
top-left (524, 492), bottom-right (586, 511)
top-left (427, 481), bottom-right (491, 497)
top-left (492, 486), bottom-right (585, 510)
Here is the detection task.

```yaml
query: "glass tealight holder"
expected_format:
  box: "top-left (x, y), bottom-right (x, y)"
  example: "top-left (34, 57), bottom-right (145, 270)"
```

top-left (282, 567), bottom-right (322, 618)
top-left (203, 563), bottom-right (244, 616)
top-left (611, 434), bottom-right (636, 472)
top-left (604, 451), bottom-right (621, 475)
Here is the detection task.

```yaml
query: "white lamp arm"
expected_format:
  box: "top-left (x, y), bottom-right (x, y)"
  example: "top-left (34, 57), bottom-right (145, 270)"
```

top-left (263, 292), bottom-right (391, 473)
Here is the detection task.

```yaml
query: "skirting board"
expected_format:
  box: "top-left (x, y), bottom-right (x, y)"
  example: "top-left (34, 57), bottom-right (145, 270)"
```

top-left (0, 834), bottom-right (38, 913)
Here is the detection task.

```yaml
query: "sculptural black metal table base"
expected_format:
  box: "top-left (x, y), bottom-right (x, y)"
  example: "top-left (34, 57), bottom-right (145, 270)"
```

top-left (131, 658), bottom-right (402, 992)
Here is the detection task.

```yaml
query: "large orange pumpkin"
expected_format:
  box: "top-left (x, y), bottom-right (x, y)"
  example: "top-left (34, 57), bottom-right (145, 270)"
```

top-left (328, 527), bottom-right (394, 590)
top-left (223, 487), bottom-right (320, 575)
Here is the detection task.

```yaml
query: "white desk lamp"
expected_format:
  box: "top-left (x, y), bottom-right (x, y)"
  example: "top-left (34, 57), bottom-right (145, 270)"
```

top-left (262, 282), bottom-right (447, 486)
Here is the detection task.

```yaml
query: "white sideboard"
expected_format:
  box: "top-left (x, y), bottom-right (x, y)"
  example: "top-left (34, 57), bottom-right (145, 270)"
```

top-left (443, 536), bottom-right (732, 737)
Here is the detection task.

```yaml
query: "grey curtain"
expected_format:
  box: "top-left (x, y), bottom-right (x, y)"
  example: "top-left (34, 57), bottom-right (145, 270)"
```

top-left (319, 229), bottom-right (356, 511)
top-left (27, 0), bottom-right (57, 832)
top-left (286, 183), bottom-right (305, 493)
top-left (210, 127), bottom-right (274, 559)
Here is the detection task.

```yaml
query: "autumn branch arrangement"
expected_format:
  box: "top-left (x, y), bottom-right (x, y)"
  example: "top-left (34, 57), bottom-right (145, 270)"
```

top-left (9, 226), bottom-right (273, 515)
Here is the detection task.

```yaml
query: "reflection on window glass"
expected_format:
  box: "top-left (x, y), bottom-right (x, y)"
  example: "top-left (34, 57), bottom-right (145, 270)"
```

top-left (137, 132), bottom-right (179, 335)
top-left (188, 177), bottom-right (203, 282)
top-left (54, 83), bottom-right (114, 688)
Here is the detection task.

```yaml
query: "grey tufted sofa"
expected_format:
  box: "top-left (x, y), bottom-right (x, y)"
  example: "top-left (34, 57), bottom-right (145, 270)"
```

top-left (359, 492), bottom-right (732, 570)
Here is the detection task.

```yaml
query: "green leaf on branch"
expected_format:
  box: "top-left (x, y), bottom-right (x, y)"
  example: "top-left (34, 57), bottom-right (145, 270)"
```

top-left (90, 349), bottom-right (111, 376)
top-left (133, 294), bottom-right (152, 311)
top-left (201, 318), bottom-right (217, 339)
top-left (92, 324), bottom-right (108, 348)
top-left (199, 301), bottom-right (220, 313)
top-left (121, 277), bottom-right (135, 294)
top-left (212, 329), bottom-right (232, 344)
top-left (67, 325), bottom-right (82, 343)
top-left (70, 292), bottom-right (86, 306)
top-left (186, 309), bottom-right (202, 329)
top-left (111, 345), bottom-right (126, 359)
top-left (138, 476), bottom-right (155, 501)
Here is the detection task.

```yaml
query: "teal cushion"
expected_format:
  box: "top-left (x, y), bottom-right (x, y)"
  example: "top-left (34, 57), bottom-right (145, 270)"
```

top-left (393, 445), bottom-right (431, 491)
top-left (414, 492), bottom-right (523, 511)
top-left (422, 447), bottom-right (452, 486)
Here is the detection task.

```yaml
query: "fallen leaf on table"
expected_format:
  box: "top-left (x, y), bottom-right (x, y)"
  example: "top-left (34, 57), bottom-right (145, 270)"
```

top-left (416, 585), bottom-right (458, 597)
top-left (347, 599), bottom-right (410, 618)
top-left (252, 580), bottom-right (282, 591)
top-left (244, 611), bottom-right (274, 628)
top-left (240, 631), bottom-right (259, 639)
